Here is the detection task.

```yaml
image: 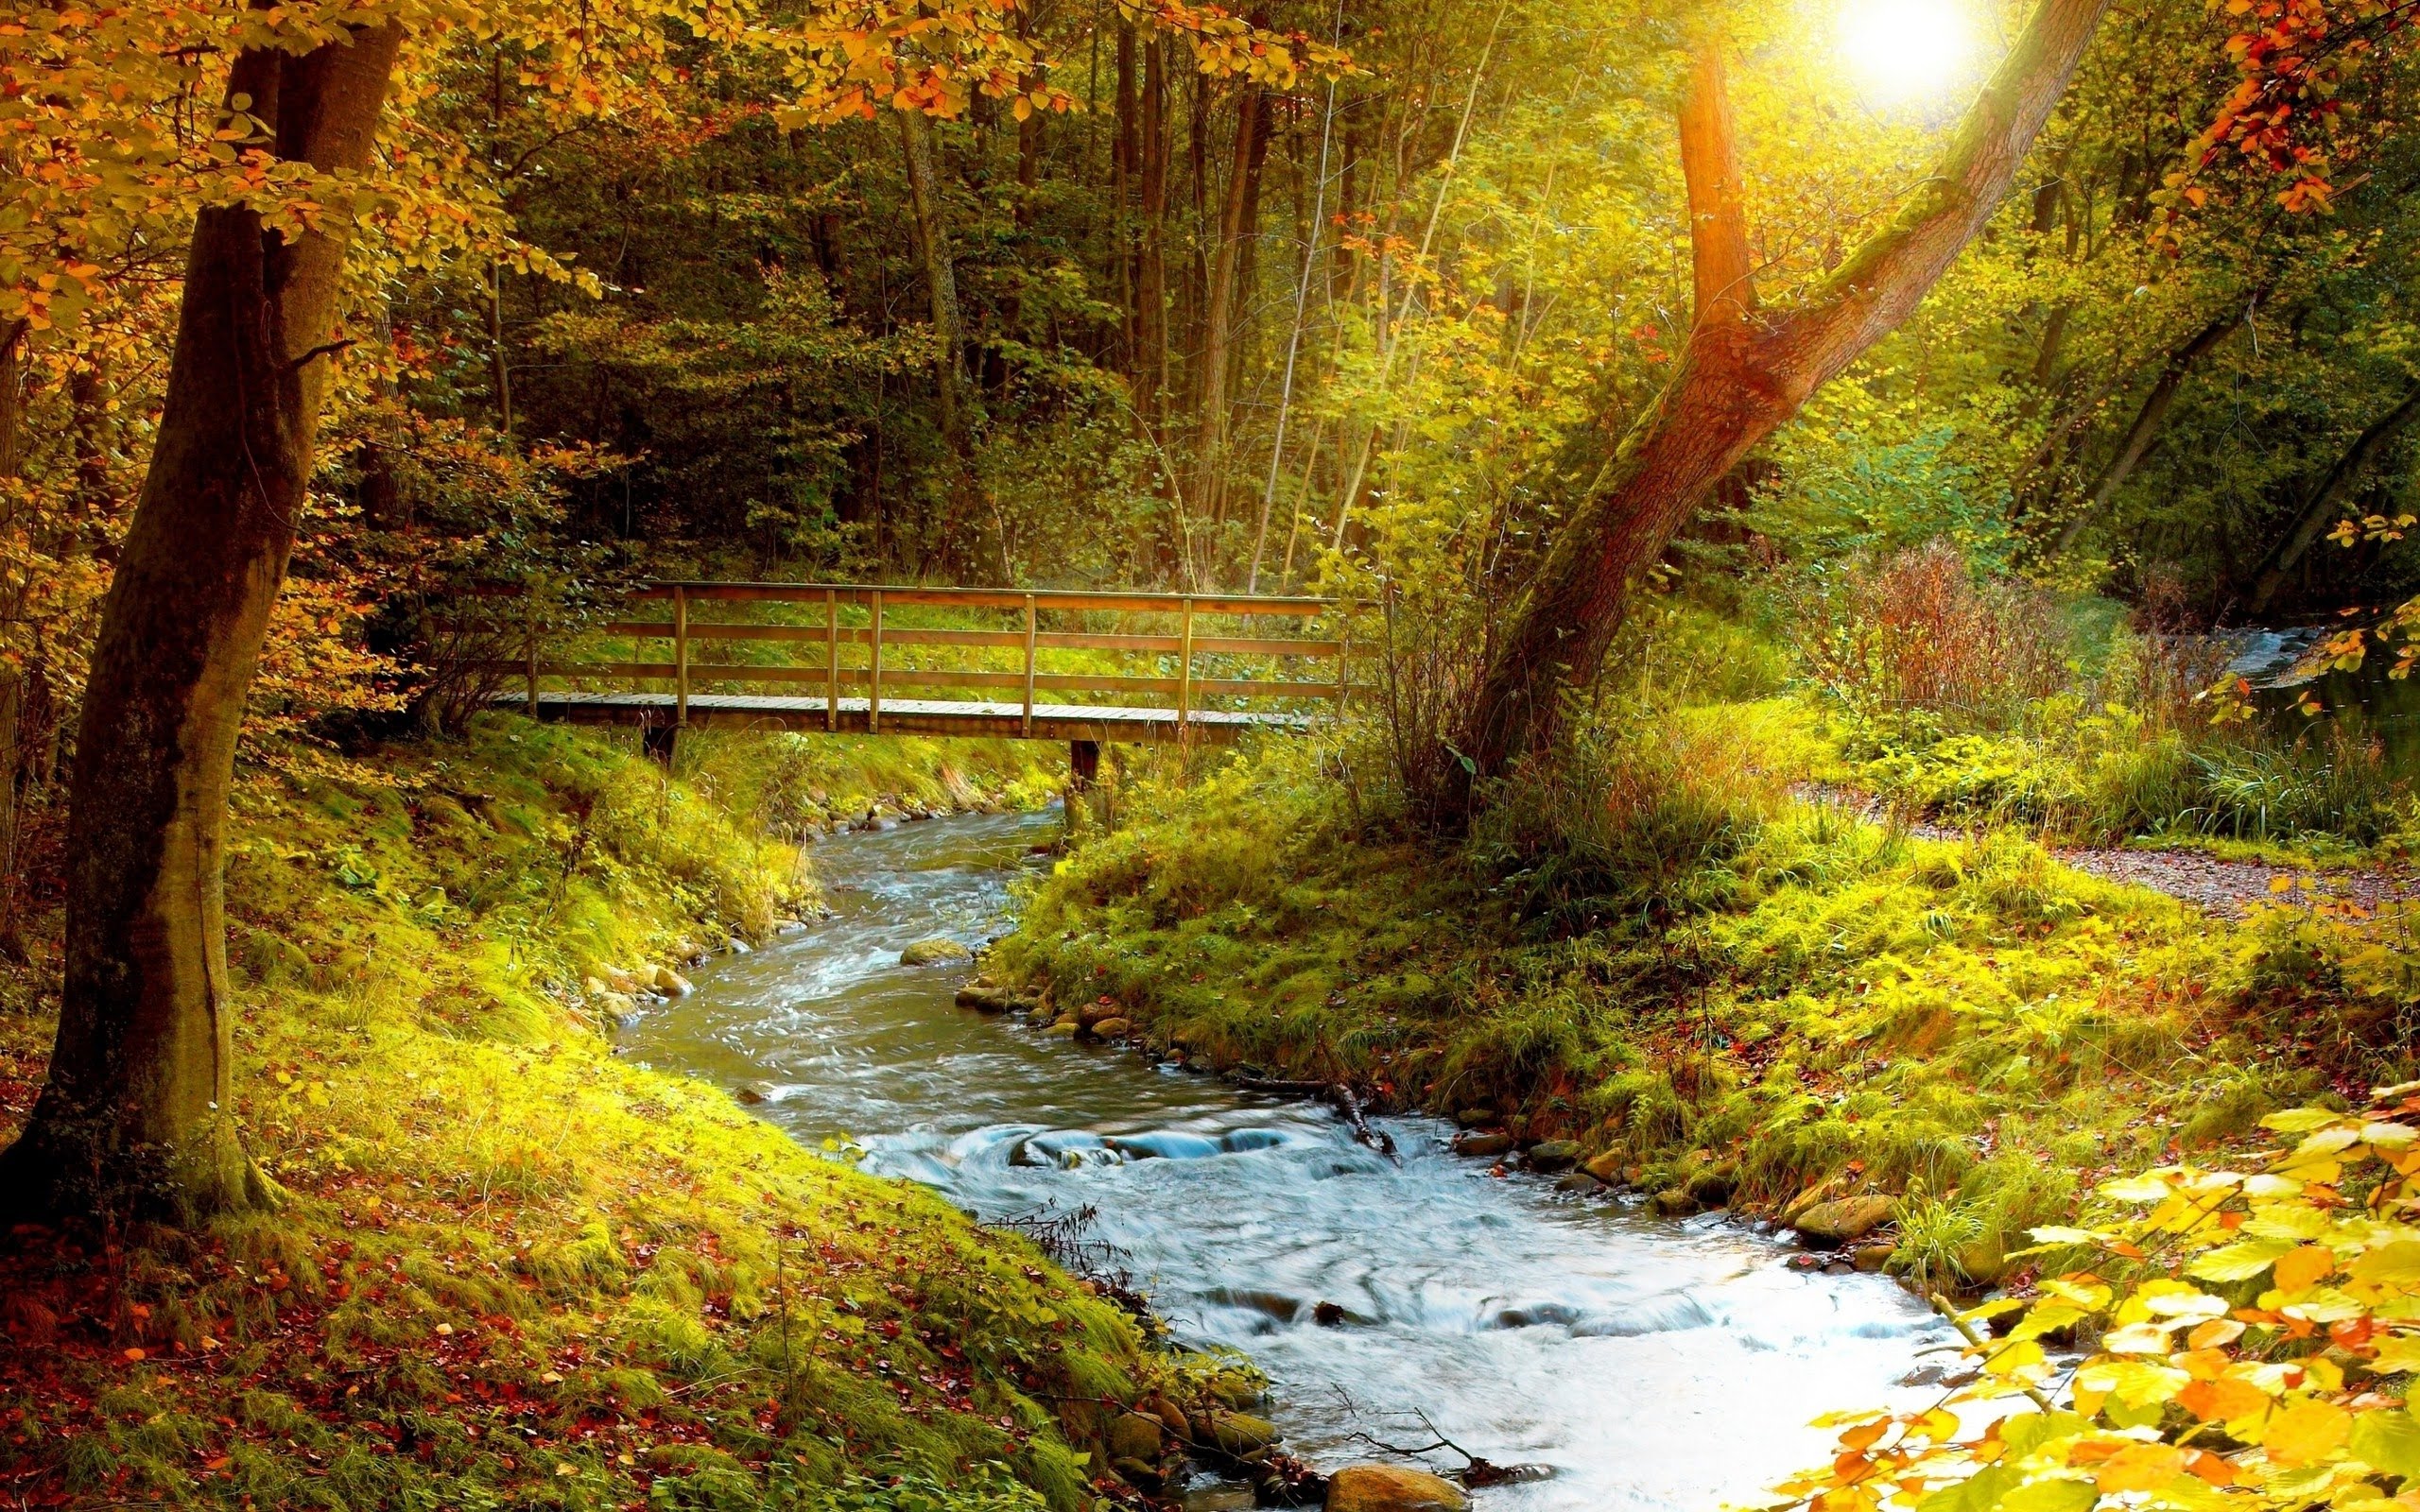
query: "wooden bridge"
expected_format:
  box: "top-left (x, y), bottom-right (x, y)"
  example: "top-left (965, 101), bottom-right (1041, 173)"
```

top-left (479, 581), bottom-right (1354, 763)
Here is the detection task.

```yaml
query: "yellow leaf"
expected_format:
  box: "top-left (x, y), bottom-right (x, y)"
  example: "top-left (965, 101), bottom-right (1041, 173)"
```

top-left (2277, 1246), bottom-right (2338, 1292)
top-left (2264, 1400), bottom-right (2352, 1467)
top-left (2096, 1443), bottom-right (2186, 1492)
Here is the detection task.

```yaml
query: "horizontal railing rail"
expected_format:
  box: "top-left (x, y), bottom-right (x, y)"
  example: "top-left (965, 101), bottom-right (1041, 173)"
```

top-left (459, 580), bottom-right (1357, 742)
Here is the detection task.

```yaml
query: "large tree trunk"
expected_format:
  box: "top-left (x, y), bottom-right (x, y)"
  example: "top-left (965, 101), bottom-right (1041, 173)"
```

top-left (0, 23), bottom-right (402, 1223)
top-left (2247, 384), bottom-right (2420, 615)
top-left (1453, 0), bottom-right (2109, 805)
top-left (1197, 80), bottom-right (1266, 541)
top-left (2048, 307), bottom-right (2244, 554)
top-left (1114, 24), bottom-right (1138, 378)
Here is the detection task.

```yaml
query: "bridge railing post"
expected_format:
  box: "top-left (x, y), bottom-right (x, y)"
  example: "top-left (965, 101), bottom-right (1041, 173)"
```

top-left (868, 589), bottom-right (883, 733)
top-left (1021, 593), bottom-right (1037, 737)
top-left (524, 587), bottom-right (540, 716)
top-left (823, 588), bottom-right (838, 732)
top-left (1176, 595), bottom-right (1194, 737)
top-left (673, 584), bottom-right (690, 727)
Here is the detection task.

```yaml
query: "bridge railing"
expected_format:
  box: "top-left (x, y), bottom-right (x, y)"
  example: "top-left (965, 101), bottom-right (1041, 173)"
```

top-left (477, 581), bottom-right (1355, 738)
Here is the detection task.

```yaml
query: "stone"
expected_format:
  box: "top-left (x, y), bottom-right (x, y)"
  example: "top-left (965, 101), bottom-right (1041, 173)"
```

top-left (955, 986), bottom-right (1015, 1012)
top-left (1651, 1188), bottom-right (1699, 1217)
top-left (1793, 1194), bottom-right (1896, 1245)
top-left (1453, 1132), bottom-right (1515, 1158)
top-left (900, 938), bottom-right (972, 967)
top-left (1027, 1000), bottom-right (1059, 1022)
top-left (1554, 1171), bottom-right (1606, 1194)
top-left (1454, 1108), bottom-right (1496, 1127)
top-left (1620, 1164), bottom-right (1646, 1187)
top-left (1204, 1411), bottom-right (1279, 1457)
top-left (1685, 1161), bottom-right (1737, 1208)
top-left (1323, 1464), bottom-right (1470, 1512)
top-left (651, 964), bottom-right (692, 996)
top-left (596, 990), bottom-right (636, 1026)
top-left (1525, 1140), bottom-right (1582, 1173)
top-left (606, 969), bottom-right (641, 995)
top-left (1108, 1412), bottom-right (1164, 1463)
top-left (1110, 1457), bottom-right (1163, 1491)
top-left (1091, 1017), bottom-right (1132, 1039)
top-left (582, 975), bottom-right (611, 998)
top-left (1046, 1021), bottom-right (1082, 1038)
top-left (734, 1083), bottom-right (772, 1106)
top-left (1582, 1150), bottom-right (1626, 1184)
top-left (1078, 999), bottom-right (1123, 1028)
top-left (1138, 1394), bottom-right (1191, 1440)
top-left (1853, 1243), bottom-right (1896, 1273)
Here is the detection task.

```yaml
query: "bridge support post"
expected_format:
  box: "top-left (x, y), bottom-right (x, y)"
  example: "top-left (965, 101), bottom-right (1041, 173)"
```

top-left (1064, 739), bottom-right (1106, 840)
top-left (642, 720), bottom-right (678, 767)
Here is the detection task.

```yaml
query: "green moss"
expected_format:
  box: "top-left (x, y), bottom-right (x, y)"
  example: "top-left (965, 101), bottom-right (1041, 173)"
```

top-left (994, 715), bottom-right (2349, 1277)
top-left (0, 719), bottom-right (1179, 1511)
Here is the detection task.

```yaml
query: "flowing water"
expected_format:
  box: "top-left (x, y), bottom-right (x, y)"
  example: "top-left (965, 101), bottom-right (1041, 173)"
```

top-left (618, 808), bottom-right (1949, 1511)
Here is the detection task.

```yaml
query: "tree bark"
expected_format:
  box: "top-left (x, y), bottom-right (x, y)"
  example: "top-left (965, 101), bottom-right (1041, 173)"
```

top-left (2049, 307), bottom-right (2243, 554)
top-left (1453, 0), bottom-right (2110, 805)
top-left (1138, 38), bottom-right (1170, 423)
top-left (0, 21), bottom-right (402, 1223)
top-left (897, 108), bottom-right (968, 466)
top-left (2247, 384), bottom-right (2420, 615)
top-left (1114, 23), bottom-right (1138, 377)
top-left (1197, 80), bottom-right (1265, 539)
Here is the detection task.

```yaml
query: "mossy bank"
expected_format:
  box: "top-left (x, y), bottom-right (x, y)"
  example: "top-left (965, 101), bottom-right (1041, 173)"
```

top-left (0, 718), bottom-right (1219, 1512)
top-left (992, 707), bottom-right (2398, 1291)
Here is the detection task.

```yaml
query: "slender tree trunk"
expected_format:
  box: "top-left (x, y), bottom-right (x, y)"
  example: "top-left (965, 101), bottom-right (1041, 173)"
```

top-left (0, 22), bottom-right (403, 1223)
top-left (2049, 307), bottom-right (2244, 553)
top-left (1138, 38), bottom-right (1170, 424)
top-left (1251, 61), bottom-right (1341, 593)
top-left (1453, 0), bottom-right (2110, 806)
top-left (1114, 24), bottom-right (1138, 377)
top-left (1198, 81), bottom-right (1264, 543)
top-left (2247, 385), bottom-right (2420, 614)
top-left (897, 110), bottom-right (969, 466)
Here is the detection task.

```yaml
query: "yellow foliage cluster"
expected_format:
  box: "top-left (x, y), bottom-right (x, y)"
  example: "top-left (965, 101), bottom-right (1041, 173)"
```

top-left (1771, 1092), bottom-right (2420, 1512)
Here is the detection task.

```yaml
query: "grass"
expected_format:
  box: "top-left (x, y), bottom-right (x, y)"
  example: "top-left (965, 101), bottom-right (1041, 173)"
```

top-left (0, 717), bottom-right (1225, 1512)
top-left (990, 701), bottom-right (2405, 1292)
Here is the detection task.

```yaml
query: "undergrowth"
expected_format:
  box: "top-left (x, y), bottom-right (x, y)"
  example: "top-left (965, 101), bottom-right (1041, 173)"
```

top-left (994, 706), bottom-right (2403, 1292)
top-left (0, 718), bottom-right (1166, 1512)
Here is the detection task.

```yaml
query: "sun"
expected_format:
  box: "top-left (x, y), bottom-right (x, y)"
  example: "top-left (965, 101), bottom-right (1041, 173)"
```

top-left (1837, 0), bottom-right (1982, 107)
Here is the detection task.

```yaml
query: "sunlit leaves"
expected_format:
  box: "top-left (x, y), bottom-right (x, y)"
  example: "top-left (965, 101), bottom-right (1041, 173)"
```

top-left (1763, 1090), bottom-right (2420, 1512)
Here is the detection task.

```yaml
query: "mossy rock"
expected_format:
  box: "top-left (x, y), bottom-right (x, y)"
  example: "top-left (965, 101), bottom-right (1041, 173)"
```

top-left (900, 937), bottom-right (972, 966)
top-left (1326, 1464), bottom-right (1470, 1512)
top-left (1794, 1194), bottom-right (1895, 1244)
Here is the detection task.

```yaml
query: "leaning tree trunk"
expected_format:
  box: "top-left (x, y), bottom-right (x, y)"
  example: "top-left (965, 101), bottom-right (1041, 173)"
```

top-left (1197, 79), bottom-right (1265, 541)
top-left (1452, 0), bottom-right (2110, 808)
top-left (2049, 305), bottom-right (2246, 555)
top-left (2247, 384), bottom-right (2420, 615)
top-left (0, 24), bottom-right (402, 1223)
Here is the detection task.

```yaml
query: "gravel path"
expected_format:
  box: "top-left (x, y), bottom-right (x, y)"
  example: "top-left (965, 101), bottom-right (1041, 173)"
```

top-left (1790, 783), bottom-right (2416, 919)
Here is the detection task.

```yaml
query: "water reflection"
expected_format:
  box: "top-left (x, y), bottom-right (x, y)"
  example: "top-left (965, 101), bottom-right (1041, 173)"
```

top-left (617, 809), bottom-right (1949, 1510)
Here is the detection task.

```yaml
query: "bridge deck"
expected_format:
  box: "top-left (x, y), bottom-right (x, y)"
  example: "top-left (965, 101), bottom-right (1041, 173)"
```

top-left (520, 690), bottom-right (1298, 744)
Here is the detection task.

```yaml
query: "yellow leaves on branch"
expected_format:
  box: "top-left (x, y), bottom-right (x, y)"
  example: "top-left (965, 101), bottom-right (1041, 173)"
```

top-left (1762, 1087), bottom-right (2420, 1512)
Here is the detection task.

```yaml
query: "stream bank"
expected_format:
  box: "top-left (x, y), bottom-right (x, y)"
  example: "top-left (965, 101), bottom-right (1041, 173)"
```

top-left (622, 807), bottom-right (1948, 1511)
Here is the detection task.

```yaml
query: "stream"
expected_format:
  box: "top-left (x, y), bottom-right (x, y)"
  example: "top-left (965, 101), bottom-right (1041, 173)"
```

top-left (617, 808), bottom-right (1949, 1510)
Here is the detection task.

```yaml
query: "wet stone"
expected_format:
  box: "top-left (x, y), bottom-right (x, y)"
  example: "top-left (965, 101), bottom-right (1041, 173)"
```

top-left (1453, 1132), bottom-right (1516, 1158)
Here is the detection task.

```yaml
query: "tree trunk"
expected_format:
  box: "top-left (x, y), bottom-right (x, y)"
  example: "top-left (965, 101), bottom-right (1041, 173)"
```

top-left (1453, 0), bottom-right (2110, 805)
top-left (1138, 38), bottom-right (1170, 424)
top-left (0, 22), bottom-right (403, 1223)
top-left (897, 108), bottom-right (967, 466)
top-left (2247, 385), bottom-right (2420, 615)
top-left (2049, 307), bottom-right (2243, 554)
top-left (1114, 23), bottom-right (1138, 377)
top-left (1198, 80), bottom-right (1265, 540)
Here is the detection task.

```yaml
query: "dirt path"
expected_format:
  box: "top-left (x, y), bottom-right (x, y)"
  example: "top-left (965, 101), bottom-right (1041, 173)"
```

top-left (1791, 784), bottom-right (2418, 919)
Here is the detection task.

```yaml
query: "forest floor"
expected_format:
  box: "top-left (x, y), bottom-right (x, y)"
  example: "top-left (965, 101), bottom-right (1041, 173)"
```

top-left (1794, 782), bottom-right (2420, 916)
top-left (995, 711), bottom-right (2397, 1293)
top-left (0, 722), bottom-right (1238, 1512)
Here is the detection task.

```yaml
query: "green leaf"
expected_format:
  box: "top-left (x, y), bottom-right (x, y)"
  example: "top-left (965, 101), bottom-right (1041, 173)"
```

top-left (2351, 1408), bottom-right (2420, 1478)
top-left (2187, 1236), bottom-right (2297, 1282)
top-left (1998, 1475), bottom-right (2099, 1512)
top-left (1919, 1463), bottom-right (2016, 1512)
